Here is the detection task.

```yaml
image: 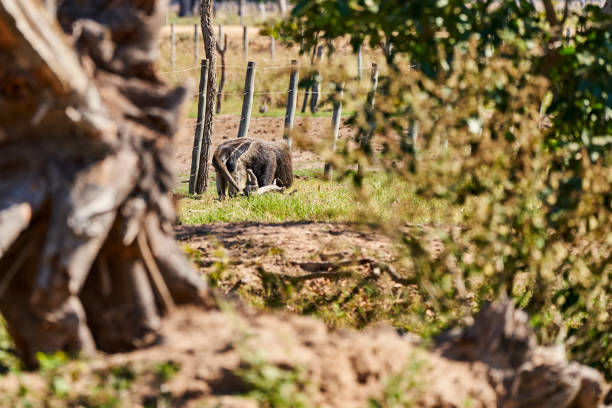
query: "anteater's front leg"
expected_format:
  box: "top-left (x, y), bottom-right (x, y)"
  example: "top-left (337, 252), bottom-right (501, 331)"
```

top-left (259, 161), bottom-right (277, 187)
top-left (215, 169), bottom-right (227, 199)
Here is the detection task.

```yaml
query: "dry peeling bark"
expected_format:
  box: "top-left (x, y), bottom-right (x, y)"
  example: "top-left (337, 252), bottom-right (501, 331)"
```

top-left (0, 0), bottom-right (206, 366)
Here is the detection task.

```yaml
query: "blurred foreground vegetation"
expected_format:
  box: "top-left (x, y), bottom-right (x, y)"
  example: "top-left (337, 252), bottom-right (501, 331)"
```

top-left (266, 0), bottom-right (612, 377)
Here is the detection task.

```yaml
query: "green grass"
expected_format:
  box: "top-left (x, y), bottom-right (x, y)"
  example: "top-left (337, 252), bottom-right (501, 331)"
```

top-left (177, 169), bottom-right (445, 225)
top-left (368, 357), bottom-right (425, 408)
top-left (0, 316), bottom-right (19, 376)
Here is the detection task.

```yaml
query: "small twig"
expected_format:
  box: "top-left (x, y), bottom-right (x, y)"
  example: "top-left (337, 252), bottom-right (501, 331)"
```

top-left (291, 258), bottom-right (416, 286)
top-left (281, 270), bottom-right (355, 282)
top-left (291, 258), bottom-right (372, 272)
top-left (370, 262), bottom-right (416, 286)
top-left (137, 229), bottom-right (175, 313)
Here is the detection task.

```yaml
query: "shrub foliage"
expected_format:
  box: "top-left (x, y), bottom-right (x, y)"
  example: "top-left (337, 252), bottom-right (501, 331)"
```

top-left (269, 0), bottom-right (612, 375)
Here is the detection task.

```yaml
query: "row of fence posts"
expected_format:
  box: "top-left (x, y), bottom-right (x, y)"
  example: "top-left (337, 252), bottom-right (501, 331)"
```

top-left (169, 24), bottom-right (277, 72)
top-left (168, 24), bottom-right (369, 76)
top-left (165, 0), bottom-right (279, 27)
top-left (188, 57), bottom-right (380, 194)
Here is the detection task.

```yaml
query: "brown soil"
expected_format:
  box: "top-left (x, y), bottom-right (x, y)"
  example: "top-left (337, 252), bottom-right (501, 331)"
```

top-left (108, 307), bottom-right (431, 408)
top-left (3, 303), bottom-right (605, 407)
top-left (173, 115), bottom-right (358, 176)
top-left (176, 221), bottom-right (396, 286)
top-left (0, 306), bottom-right (497, 408)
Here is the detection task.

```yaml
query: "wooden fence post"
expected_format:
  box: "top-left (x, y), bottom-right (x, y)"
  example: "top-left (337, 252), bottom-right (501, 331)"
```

top-left (218, 24), bottom-right (223, 44)
top-left (357, 45), bottom-right (363, 81)
top-left (385, 38), bottom-right (393, 57)
top-left (239, 0), bottom-right (245, 26)
top-left (243, 25), bottom-right (248, 59)
top-left (284, 60), bottom-right (299, 151)
top-left (324, 82), bottom-right (344, 181)
top-left (367, 62), bottom-right (379, 109)
top-left (309, 45), bottom-right (325, 113)
top-left (310, 73), bottom-right (321, 114)
top-left (401, 121), bottom-right (419, 156)
top-left (194, 24), bottom-right (199, 64)
top-left (411, 121), bottom-right (419, 153)
top-left (301, 42), bottom-right (319, 113)
top-left (301, 81), bottom-right (310, 113)
top-left (358, 63), bottom-right (379, 176)
top-left (189, 59), bottom-right (209, 195)
top-left (170, 23), bottom-right (175, 72)
top-left (270, 36), bottom-right (275, 60)
top-left (237, 61), bottom-right (256, 138)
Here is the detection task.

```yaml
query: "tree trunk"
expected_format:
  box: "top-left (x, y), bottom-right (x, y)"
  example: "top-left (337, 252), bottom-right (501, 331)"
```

top-left (196, 0), bottom-right (218, 193)
top-left (216, 34), bottom-right (228, 114)
top-left (0, 0), bottom-right (207, 367)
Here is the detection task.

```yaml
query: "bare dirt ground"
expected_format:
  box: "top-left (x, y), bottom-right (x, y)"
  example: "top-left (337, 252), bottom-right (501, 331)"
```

top-left (174, 115), bottom-right (358, 176)
top-left (0, 305), bottom-right (499, 408)
top-left (3, 303), bottom-right (604, 407)
top-left (176, 221), bottom-right (396, 283)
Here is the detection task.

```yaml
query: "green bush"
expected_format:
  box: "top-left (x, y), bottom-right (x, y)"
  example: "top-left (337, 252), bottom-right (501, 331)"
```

top-left (269, 0), bottom-right (612, 377)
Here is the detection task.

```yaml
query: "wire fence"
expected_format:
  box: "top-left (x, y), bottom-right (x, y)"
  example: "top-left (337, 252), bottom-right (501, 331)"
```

top-left (185, 115), bottom-right (292, 129)
top-left (160, 63), bottom-right (379, 75)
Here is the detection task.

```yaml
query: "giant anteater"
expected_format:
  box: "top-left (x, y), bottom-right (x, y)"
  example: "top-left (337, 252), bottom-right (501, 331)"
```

top-left (212, 138), bottom-right (293, 198)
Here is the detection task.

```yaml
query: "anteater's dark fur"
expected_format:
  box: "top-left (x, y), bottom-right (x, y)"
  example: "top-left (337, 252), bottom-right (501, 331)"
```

top-left (212, 138), bottom-right (293, 198)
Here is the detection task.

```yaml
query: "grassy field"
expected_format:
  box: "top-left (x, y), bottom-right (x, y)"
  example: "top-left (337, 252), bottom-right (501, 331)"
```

top-left (176, 169), bottom-right (445, 225)
top-left (161, 17), bottom-right (439, 226)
